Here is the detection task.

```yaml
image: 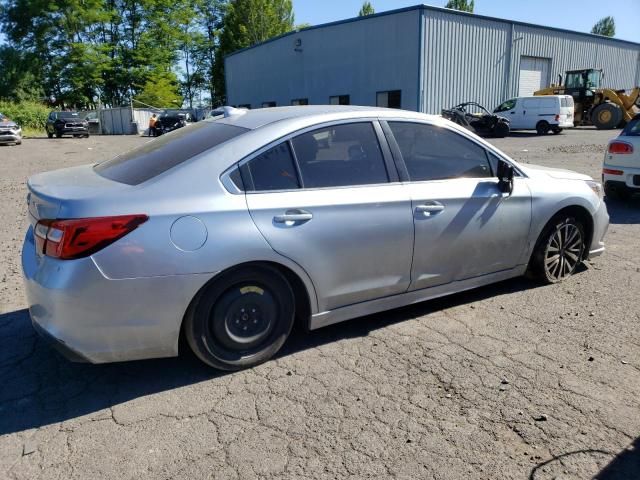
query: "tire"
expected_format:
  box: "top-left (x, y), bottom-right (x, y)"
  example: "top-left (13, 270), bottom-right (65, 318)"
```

top-left (536, 121), bottom-right (550, 135)
top-left (529, 215), bottom-right (585, 284)
top-left (55, 132), bottom-right (62, 138)
top-left (552, 127), bottom-right (563, 135)
top-left (184, 265), bottom-right (295, 370)
top-left (47, 131), bottom-right (53, 139)
top-left (493, 121), bottom-right (510, 138)
top-left (591, 103), bottom-right (623, 130)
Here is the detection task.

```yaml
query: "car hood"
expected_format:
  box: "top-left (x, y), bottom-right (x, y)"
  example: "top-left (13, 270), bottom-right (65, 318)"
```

top-left (522, 163), bottom-right (592, 181)
top-left (0, 120), bottom-right (19, 129)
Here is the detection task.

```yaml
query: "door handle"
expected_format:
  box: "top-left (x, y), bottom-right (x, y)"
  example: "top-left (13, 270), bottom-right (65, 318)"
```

top-left (415, 203), bottom-right (445, 217)
top-left (273, 210), bottom-right (313, 224)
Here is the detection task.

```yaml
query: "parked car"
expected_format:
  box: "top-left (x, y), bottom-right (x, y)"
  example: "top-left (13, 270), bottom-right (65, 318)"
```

top-left (0, 112), bottom-right (22, 145)
top-left (603, 113), bottom-right (640, 200)
top-left (441, 102), bottom-right (510, 137)
top-left (46, 111), bottom-right (90, 138)
top-left (155, 112), bottom-right (189, 135)
top-left (82, 111), bottom-right (101, 135)
top-left (22, 106), bottom-right (608, 370)
top-left (494, 95), bottom-right (574, 135)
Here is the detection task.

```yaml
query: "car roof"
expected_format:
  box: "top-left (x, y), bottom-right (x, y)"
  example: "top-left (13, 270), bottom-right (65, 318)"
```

top-left (216, 105), bottom-right (436, 130)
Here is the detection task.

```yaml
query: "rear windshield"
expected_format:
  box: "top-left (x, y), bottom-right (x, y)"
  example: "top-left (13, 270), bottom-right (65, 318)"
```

top-left (58, 112), bottom-right (81, 119)
top-left (94, 121), bottom-right (249, 185)
top-left (622, 117), bottom-right (640, 136)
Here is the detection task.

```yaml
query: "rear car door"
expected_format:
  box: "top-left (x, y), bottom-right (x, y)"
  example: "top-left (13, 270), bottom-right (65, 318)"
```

top-left (244, 120), bottom-right (414, 312)
top-left (384, 121), bottom-right (532, 290)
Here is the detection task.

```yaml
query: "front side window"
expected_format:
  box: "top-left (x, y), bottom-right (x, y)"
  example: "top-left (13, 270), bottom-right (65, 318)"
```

top-left (388, 122), bottom-right (492, 181)
top-left (245, 142), bottom-right (300, 191)
top-left (494, 99), bottom-right (516, 112)
top-left (622, 116), bottom-right (640, 136)
top-left (291, 122), bottom-right (388, 188)
top-left (329, 95), bottom-right (350, 105)
top-left (377, 90), bottom-right (401, 109)
top-left (95, 122), bottom-right (248, 185)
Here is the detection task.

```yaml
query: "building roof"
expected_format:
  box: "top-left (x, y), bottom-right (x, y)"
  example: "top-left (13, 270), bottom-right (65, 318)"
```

top-left (226, 3), bottom-right (639, 59)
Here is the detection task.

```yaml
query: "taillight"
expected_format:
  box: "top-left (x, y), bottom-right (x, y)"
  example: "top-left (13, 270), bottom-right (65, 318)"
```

top-left (34, 214), bottom-right (148, 260)
top-left (555, 114), bottom-right (560, 121)
top-left (608, 141), bottom-right (633, 154)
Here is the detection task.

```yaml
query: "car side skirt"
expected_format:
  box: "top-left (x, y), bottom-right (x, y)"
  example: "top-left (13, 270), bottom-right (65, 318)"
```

top-left (309, 265), bottom-right (528, 330)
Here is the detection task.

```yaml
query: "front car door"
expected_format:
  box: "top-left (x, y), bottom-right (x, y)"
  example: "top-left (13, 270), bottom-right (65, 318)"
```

top-left (244, 120), bottom-right (414, 312)
top-left (383, 120), bottom-right (532, 291)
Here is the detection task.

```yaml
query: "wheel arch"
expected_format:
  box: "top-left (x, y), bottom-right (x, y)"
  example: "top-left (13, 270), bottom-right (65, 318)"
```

top-left (531, 205), bottom-right (594, 264)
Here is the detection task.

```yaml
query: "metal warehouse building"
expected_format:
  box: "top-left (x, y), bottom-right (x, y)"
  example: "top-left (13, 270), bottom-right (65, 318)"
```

top-left (225, 4), bottom-right (640, 114)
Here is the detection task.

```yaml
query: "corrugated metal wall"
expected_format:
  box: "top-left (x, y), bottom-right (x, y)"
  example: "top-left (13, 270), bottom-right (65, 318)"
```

top-left (226, 9), bottom-right (421, 110)
top-left (420, 8), bottom-right (640, 114)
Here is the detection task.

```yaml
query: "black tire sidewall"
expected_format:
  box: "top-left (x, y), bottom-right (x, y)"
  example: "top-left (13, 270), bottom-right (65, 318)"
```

top-left (185, 266), bottom-right (295, 370)
top-left (536, 121), bottom-right (550, 135)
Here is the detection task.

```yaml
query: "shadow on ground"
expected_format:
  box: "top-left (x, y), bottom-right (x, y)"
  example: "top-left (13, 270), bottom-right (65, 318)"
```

top-left (0, 276), bottom-right (540, 435)
top-left (528, 437), bottom-right (640, 479)
top-left (605, 196), bottom-right (640, 224)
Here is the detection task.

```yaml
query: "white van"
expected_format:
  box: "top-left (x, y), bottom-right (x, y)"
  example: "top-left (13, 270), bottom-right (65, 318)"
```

top-left (494, 95), bottom-right (574, 135)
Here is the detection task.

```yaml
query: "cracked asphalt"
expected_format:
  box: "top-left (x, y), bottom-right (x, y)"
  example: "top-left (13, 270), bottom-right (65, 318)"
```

top-left (1, 129), bottom-right (639, 479)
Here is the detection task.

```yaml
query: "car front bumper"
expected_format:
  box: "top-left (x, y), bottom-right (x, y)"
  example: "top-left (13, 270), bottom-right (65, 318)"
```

top-left (0, 131), bottom-right (21, 143)
top-left (587, 198), bottom-right (609, 258)
top-left (22, 226), bottom-right (211, 363)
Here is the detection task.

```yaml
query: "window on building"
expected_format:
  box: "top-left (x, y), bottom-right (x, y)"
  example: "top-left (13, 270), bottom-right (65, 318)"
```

top-left (291, 98), bottom-right (309, 106)
top-left (329, 95), bottom-right (350, 106)
top-left (262, 101), bottom-right (276, 108)
top-left (388, 122), bottom-right (492, 181)
top-left (494, 99), bottom-right (516, 112)
top-left (291, 122), bottom-right (388, 188)
top-left (376, 90), bottom-right (402, 109)
top-left (245, 142), bottom-right (300, 191)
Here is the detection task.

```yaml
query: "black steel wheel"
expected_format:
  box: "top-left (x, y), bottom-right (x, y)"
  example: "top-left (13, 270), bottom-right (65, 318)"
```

top-left (530, 215), bottom-right (585, 284)
top-left (536, 121), bottom-right (550, 135)
top-left (184, 265), bottom-right (295, 370)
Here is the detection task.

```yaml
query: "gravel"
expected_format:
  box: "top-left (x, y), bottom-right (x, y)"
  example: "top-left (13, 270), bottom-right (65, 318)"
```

top-left (1, 128), bottom-right (639, 480)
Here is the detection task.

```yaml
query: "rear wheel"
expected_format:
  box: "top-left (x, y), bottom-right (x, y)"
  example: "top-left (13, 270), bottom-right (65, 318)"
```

top-left (184, 265), bottom-right (295, 370)
top-left (591, 103), bottom-right (623, 130)
top-left (530, 215), bottom-right (585, 284)
top-left (536, 121), bottom-right (550, 135)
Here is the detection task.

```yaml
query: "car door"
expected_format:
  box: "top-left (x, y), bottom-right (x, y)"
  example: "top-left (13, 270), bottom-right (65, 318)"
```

top-left (384, 120), bottom-right (532, 291)
top-left (494, 98), bottom-right (520, 129)
top-left (521, 98), bottom-right (541, 129)
top-left (244, 120), bottom-right (414, 312)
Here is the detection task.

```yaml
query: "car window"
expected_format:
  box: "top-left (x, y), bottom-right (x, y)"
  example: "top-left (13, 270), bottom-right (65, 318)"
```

top-left (388, 122), bottom-right (492, 181)
top-left (622, 117), bottom-right (640, 136)
top-left (245, 142), bottom-right (300, 191)
top-left (494, 99), bottom-right (516, 112)
top-left (291, 122), bottom-right (388, 188)
top-left (95, 122), bottom-right (249, 185)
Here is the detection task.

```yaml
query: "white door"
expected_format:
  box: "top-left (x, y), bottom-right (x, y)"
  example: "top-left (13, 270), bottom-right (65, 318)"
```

top-left (518, 57), bottom-right (551, 96)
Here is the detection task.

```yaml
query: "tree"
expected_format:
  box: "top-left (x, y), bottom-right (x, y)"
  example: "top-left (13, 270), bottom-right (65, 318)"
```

top-left (134, 71), bottom-right (183, 108)
top-left (358, 1), bottom-right (375, 16)
top-left (445, 0), bottom-right (474, 13)
top-left (214, 0), bottom-right (295, 104)
top-left (591, 16), bottom-right (615, 37)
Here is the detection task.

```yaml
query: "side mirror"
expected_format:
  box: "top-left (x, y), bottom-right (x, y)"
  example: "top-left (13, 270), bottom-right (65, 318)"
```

top-left (497, 160), bottom-right (514, 195)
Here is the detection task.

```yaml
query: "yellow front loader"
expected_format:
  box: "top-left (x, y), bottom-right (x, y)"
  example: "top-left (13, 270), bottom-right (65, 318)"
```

top-left (535, 68), bottom-right (640, 129)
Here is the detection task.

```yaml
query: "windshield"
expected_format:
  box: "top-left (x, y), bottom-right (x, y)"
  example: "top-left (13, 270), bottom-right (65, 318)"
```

top-left (57, 112), bottom-right (81, 119)
top-left (494, 99), bottom-right (516, 113)
top-left (622, 117), bottom-right (640, 136)
top-left (587, 70), bottom-right (601, 89)
top-left (94, 121), bottom-right (249, 185)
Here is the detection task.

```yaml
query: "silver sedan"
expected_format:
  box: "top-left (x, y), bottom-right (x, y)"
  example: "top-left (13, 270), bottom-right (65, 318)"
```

top-left (22, 106), bottom-right (609, 370)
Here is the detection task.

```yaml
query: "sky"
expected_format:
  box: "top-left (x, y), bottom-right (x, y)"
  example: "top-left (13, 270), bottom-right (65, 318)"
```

top-left (293, 0), bottom-right (640, 43)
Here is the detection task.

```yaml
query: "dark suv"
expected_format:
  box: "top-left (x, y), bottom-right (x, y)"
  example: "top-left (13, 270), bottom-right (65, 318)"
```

top-left (46, 111), bottom-right (90, 138)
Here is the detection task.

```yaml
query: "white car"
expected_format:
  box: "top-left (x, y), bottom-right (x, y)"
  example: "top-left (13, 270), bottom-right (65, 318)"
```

top-left (494, 95), bottom-right (574, 135)
top-left (603, 114), bottom-right (640, 200)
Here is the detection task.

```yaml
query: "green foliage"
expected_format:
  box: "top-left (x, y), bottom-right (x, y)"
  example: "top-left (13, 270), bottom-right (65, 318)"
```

top-left (591, 16), bottom-right (615, 37)
top-left (134, 72), bottom-right (183, 108)
top-left (215, 0), bottom-right (295, 104)
top-left (0, 101), bottom-right (50, 130)
top-left (445, 0), bottom-right (474, 13)
top-left (358, 1), bottom-right (375, 16)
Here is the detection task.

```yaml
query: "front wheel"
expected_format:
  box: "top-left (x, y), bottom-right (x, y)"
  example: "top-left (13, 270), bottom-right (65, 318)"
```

top-left (184, 265), bottom-right (295, 370)
top-left (529, 215), bottom-right (585, 284)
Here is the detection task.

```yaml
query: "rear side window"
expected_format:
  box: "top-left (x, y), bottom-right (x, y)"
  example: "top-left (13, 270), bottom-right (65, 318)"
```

top-left (291, 122), bottom-right (389, 188)
top-left (95, 122), bottom-right (248, 185)
top-left (622, 117), bottom-right (640, 136)
top-left (245, 143), bottom-right (300, 191)
top-left (389, 122), bottom-right (492, 181)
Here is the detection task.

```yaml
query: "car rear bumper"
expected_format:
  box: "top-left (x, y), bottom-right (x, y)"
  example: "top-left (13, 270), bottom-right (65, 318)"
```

top-left (21, 226), bottom-right (211, 363)
top-left (587, 199), bottom-right (609, 259)
top-left (603, 163), bottom-right (640, 191)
